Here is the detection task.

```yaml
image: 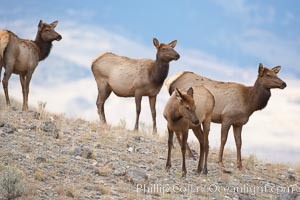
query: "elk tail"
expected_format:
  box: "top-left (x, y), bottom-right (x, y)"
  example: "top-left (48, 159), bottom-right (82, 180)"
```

top-left (0, 30), bottom-right (10, 80)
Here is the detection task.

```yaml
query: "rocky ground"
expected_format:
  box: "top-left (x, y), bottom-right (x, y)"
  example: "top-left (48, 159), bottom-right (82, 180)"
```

top-left (0, 97), bottom-right (299, 200)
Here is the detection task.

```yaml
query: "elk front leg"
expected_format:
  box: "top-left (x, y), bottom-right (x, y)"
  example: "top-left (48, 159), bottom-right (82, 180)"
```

top-left (181, 131), bottom-right (189, 177)
top-left (202, 120), bottom-right (211, 175)
top-left (22, 73), bottom-right (33, 111)
top-left (149, 95), bottom-right (157, 134)
top-left (134, 95), bottom-right (142, 131)
top-left (175, 132), bottom-right (196, 160)
top-left (218, 122), bottom-right (231, 168)
top-left (19, 75), bottom-right (26, 111)
top-left (233, 125), bottom-right (243, 170)
top-left (166, 127), bottom-right (174, 171)
top-left (192, 127), bottom-right (204, 174)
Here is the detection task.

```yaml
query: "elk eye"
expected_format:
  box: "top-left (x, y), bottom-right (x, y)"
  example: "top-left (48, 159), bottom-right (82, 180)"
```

top-left (266, 74), bottom-right (272, 77)
top-left (185, 106), bottom-right (190, 110)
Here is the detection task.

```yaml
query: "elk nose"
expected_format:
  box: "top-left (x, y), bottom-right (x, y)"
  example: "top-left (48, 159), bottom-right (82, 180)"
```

top-left (193, 119), bottom-right (200, 125)
top-left (175, 54), bottom-right (180, 60)
top-left (281, 82), bottom-right (287, 89)
top-left (56, 35), bottom-right (62, 41)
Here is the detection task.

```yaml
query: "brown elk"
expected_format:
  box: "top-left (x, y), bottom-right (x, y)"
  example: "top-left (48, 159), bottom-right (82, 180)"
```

top-left (163, 87), bottom-right (214, 176)
top-left (0, 20), bottom-right (62, 111)
top-left (166, 63), bottom-right (287, 170)
top-left (91, 38), bottom-right (180, 133)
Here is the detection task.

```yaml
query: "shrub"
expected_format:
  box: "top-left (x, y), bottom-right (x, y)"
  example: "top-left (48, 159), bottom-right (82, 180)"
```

top-left (0, 165), bottom-right (25, 200)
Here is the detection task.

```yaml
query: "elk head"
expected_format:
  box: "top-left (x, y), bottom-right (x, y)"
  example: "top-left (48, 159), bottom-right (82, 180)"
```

top-left (153, 38), bottom-right (180, 62)
top-left (175, 87), bottom-right (199, 125)
top-left (38, 20), bottom-right (62, 42)
top-left (257, 63), bottom-right (287, 89)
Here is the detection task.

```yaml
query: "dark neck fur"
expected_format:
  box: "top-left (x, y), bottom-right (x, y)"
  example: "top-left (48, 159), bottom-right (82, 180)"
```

top-left (150, 57), bottom-right (170, 85)
top-left (170, 102), bottom-right (183, 122)
top-left (34, 33), bottom-right (53, 61)
top-left (249, 80), bottom-right (271, 112)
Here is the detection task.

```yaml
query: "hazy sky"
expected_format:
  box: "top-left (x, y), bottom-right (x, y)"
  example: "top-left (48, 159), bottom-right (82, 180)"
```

top-left (1, 0), bottom-right (299, 163)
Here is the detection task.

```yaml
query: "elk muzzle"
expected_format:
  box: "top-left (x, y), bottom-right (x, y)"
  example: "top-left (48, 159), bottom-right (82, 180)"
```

top-left (280, 82), bottom-right (287, 89)
top-left (56, 34), bottom-right (62, 41)
top-left (193, 119), bottom-right (200, 125)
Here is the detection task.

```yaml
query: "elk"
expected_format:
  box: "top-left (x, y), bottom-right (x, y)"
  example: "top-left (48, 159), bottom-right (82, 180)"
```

top-left (91, 38), bottom-right (180, 133)
top-left (0, 20), bottom-right (62, 111)
top-left (166, 63), bottom-right (287, 170)
top-left (163, 87), bottom-right (214, 176)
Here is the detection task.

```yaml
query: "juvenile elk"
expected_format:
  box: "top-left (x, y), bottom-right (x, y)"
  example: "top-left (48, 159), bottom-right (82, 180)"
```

top-left (91, 38), bottom-right (179, 133)
top-left (167, 63), bottom-right (287, 170)
top-left (0, 20), bottom-right (62, 111)
top-left (163, 87), bottom-right (214, 176)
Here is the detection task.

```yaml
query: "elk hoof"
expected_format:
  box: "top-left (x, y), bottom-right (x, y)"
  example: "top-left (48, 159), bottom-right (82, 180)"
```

top-left (218, 161), bottom-right (225, 168)
top-left (165, 164), bottom-right (171, 172)
top-left (152, 128), bottom-right (157, 135)
top-left (181, 171), bottom-right (187, 178)
top-left (237, 164), bottom-right (243, 171)
top-left (203, 168), bottom-right (208, 175)
top-left (197, 169), bottom-right (202, 175)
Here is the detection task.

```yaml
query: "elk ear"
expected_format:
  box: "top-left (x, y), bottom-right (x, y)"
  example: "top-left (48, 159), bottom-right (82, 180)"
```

top-left (272, 66), bottom-right (281, 74)
top-left (153, 38), bottom-right (160, 49)
top-left (258, 63), bottom-right (264, 76)
top-left (50, 21), bottom-right (58, 28)
top-left (187, 87), bottom-right (194, 97)
top-left (175, 88), bottom-right (184, 102)
top-left (169, 40), bottom-right (177, 48)
top-left (38, 20), bottom-right (43, 30)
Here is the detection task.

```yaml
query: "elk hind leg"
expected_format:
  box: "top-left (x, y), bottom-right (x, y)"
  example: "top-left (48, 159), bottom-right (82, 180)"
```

top-left (96, 79), bottom-right (111, 124)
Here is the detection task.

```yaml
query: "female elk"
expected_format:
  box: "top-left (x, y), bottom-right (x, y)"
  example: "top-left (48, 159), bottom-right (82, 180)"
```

top-left (164, 87), bottom-right (214, 176)
top-left (167, 64), bottom-right (287, 170)
top-left (92, 38), bottom-right (179, 133)
top-left (0, 20), bottom-right (62, 111)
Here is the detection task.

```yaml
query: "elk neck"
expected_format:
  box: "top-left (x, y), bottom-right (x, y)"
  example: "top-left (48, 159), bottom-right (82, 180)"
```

top-left (170, 102), bottom-right (183, 123)
top-left (248, 79), bottom-right (271, 113)
top-left (34, 34), bottom-right (53, 61)
top-left (150, 57), bottom-right (170, 85)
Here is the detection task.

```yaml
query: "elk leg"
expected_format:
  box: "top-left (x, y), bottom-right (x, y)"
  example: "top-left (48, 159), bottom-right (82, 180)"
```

top-left (202, 119), bottom-right (211, 175)
top-left (181, 131), bottom-right (188, 177)
top-left (0, 57), bottom-right (2, 82)
top-left (149, 96), bottom-right (157, 134)
top-left (233, 125), bottom-right (243, 170)
top-left (22, 73), bottom-right (33, 111)
top-left (134, 95), bottom-right (142, 131)
top-left (218, 123), bottom-right (231, 168)
top-left (96, 81), bottom-right (111, 124)
top-left (192, 127), bottom-right (204, 174)
top-left (175, 132), bottom-right (196, 160)
top-left (2, 69), bottom-right (13, 107)
top-left (19, 75), bottom-right (26, 111)
top-left (166, 127), bottom-right (174, 171)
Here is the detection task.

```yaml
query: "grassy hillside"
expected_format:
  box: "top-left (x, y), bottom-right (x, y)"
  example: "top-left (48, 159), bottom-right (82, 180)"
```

top-left (0, 96), bottom-right (299, 200)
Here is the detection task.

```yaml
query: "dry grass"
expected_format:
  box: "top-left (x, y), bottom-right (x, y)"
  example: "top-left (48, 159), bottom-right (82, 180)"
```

top-left (98, 183), bottom-right (111, 195)
top-left (98, 165), bottom-right (112, 176)
top-left (295, 165), bottom-right (300, 174)
top-left (244, 153), bottom-right (257, 168)
top-left (66, 186), bottom-right (79, 198)
top-left (34, 168), bottom-right (46, 181)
